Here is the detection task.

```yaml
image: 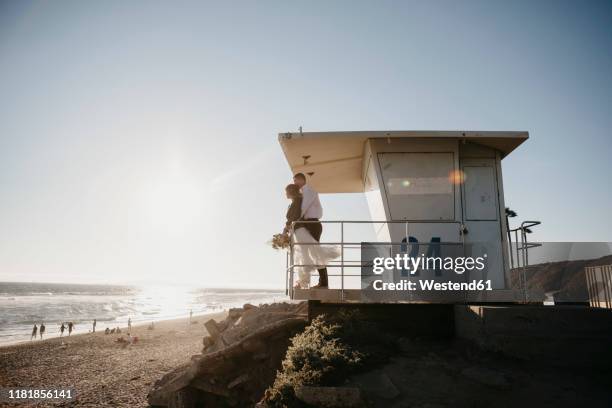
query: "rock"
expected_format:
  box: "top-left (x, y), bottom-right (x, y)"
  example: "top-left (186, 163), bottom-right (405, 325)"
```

top-left (217, 319), bottom-right (229, 332)
top-left (148, 316), bottom-right (307, 407)
top-left (220, 309), bottom-right (302, 347)
top-left (148, 364), bottom-right (194, 407)
top-left (295, 386), bottom-right (365, 407)
top-left (190, 376), bottom-right (229, 397)
top-left (295, 302), bottom-right (308, 315)
top-left (253, 352), bottom-right (269, 361)
top-left (228, 308), bottom-right (243, 319)
top-left (241, 338), bottom-right (266, 353)
top-left (397, 337), bottom-right (413, 354)
top-left (204, 319), bottom-right (221, 340)
top-left (202, 336), bottom-right (214, 348)
top-left (461, 367), bottom-right (509, 388)
top-left (167, 387), bottom-right (200, 408)
top-left (350, 369), bottom-right (400, 399)
top-left (243, 303), bottom-right (258, 310)
top-left (227, 373), bottom-right (249, 389)
top-left (221, 326), bottom-right (249, 345)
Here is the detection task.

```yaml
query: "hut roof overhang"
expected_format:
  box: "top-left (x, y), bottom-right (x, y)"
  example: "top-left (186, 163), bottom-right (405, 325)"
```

top-left (278, 130), bottom-right (528, 193)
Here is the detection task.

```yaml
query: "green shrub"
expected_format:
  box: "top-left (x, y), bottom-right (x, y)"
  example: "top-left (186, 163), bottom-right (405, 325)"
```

top-left (263, 311), bottom-right (396, 407)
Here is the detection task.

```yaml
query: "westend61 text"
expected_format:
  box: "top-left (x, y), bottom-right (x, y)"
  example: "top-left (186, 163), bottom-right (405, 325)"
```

top-left (372, 279), bottom-right (493, 291)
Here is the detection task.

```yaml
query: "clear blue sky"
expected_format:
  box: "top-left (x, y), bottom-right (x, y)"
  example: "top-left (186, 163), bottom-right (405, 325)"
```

top-left (1, 1), bottom-right (611, 287)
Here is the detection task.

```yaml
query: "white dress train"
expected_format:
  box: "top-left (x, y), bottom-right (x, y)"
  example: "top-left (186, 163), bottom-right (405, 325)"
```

top-left (292, 227), bottom-right (340, 288)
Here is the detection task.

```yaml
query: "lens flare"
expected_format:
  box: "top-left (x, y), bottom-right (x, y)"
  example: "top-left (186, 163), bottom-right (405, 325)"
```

top-left (448, 169), bottom-right (465, 184)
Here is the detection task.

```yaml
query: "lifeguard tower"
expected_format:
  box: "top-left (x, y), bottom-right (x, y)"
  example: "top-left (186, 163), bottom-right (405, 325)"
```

top-left (279, 130), bottom-right (540, 303)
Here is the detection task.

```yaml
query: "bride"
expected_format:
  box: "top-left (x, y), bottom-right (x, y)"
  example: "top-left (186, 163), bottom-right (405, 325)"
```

top-left (283, 184), bottom-right (340, 289)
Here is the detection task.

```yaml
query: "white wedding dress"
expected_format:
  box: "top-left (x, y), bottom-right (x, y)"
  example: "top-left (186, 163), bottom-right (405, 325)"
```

top-left (292, 227), bottom-right (340, 288)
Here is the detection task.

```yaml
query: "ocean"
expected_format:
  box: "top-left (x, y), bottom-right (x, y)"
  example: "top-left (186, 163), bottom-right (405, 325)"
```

top-left (0, 282), bottom-right (286, 345)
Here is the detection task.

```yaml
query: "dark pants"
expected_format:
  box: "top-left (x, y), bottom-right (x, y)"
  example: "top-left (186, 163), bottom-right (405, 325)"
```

top-left (301, 219), bottom-right (328, 287)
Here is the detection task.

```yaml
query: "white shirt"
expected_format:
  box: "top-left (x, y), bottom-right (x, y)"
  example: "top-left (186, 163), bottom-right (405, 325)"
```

top-left (301, 184), bottom-right (323, 219)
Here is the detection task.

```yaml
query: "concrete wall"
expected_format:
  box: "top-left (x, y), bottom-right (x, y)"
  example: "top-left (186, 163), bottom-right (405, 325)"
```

top-left (454, 305), bottom-right (612, 368)
top-left (307, 302), bottom-right (612, 368)
top-left (308, 301), bottom-right (455, 338)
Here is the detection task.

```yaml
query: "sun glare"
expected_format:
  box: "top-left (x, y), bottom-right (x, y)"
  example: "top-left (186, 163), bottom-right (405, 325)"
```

top-left (147, 177), bottom-right (203, 230)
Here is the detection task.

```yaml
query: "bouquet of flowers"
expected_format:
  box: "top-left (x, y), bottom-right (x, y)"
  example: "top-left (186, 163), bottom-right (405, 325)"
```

top-left (269, 233), bottom-right (291, 250)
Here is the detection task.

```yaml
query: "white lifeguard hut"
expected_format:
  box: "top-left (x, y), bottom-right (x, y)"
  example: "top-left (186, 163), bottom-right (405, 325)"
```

top-left (279, 130), bottom-right (537, 303)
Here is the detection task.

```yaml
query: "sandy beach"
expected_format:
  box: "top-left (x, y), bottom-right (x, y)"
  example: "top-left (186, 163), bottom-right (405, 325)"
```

top-left (0, 311), bottom-right (227, 407)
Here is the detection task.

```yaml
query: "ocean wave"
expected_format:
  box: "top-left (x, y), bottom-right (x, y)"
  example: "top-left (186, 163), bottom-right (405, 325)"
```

top-left (0, 282), bottom-right (285, 345)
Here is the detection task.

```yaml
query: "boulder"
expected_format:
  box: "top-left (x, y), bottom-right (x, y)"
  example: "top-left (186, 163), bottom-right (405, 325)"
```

top-left (214, 303), bottom-right (306, 348)
top-left (204, 319), bottom-right (222, 340)
top-left (148, 307), bottom-right (307, 407)
top-left (350, 369), bottom-right (400, 400)
top-left (461, 366), bottom-right (509, 389)
top-left (216, 319), bottom-right (230, 332)
top-left (227, 373), bottom-right (249, 389)
top-left (202, 336), bottom-right (214, 349)
top-left (295, 386), bottom-right (365, 408)
top-left (228, 307), bottom-right (243, 319)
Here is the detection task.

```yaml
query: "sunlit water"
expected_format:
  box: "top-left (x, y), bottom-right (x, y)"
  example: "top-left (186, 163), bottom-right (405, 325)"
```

top-left (0, 282), bottom-right (286, 345)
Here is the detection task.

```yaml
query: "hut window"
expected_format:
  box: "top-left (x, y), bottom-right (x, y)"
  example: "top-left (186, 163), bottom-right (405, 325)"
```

top-left (378, 152), bottom-right (455, 221)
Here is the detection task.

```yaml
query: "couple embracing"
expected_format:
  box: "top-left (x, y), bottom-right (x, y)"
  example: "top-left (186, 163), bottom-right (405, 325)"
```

top-left (283, 173), bottom-right (340, 289)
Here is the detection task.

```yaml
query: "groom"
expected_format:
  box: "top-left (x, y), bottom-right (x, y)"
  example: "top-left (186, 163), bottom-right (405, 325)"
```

top-left (293, 173), bottom-right (328, 288)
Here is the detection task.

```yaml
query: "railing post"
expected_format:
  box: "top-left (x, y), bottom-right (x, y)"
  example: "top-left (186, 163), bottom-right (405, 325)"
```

top-left (289, 223), bottom-right (294, 299)
top-left (587, 267), bottom-right (594, 308)
top-left (514, 230), bottom-right (520, 268)
top-left (405, 221), bottom-right (413, 303)
top-left (341, 221), bottom-right (344, 301)
top-left (521, 230), bottom-right (528, 303)
top-left (521, 227), bottom-right (528, 267)
top-left (607, 266), bottom-right (612, 309)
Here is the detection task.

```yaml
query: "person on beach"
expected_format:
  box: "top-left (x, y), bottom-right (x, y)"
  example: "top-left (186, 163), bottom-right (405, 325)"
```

top-left (105, 327), bottom-right (110, 335)
top-left (189, 309), bottom-right (193, 324)
top-left (40, 322), bottom-right (45, 339)
top-left (68, 321), bottom-right (74, 336)
top-left (292, 173), bottom-right (330, 288)
top-left (30, 324), bottom-right (38, 340)
top-left (284, 182), bottom-right (339, 289)
top-left (60, 323), bottom-right (65, 337)
top-left (93, 319), bottom-right (96, 333)
top-left (128, 317), bottom-right (132, 332)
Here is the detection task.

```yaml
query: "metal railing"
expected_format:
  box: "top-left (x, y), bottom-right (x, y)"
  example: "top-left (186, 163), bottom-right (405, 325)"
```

top-left (284, 220), bottom-right (464, 301)
top-left (283, 219), bottom-right (544, 303)
top-left (585, 264), bottom-right (612, 309)
top-left (508, 220), bottom-right (542, 302)
top-left (509, 221), bottom-right (542, 269)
